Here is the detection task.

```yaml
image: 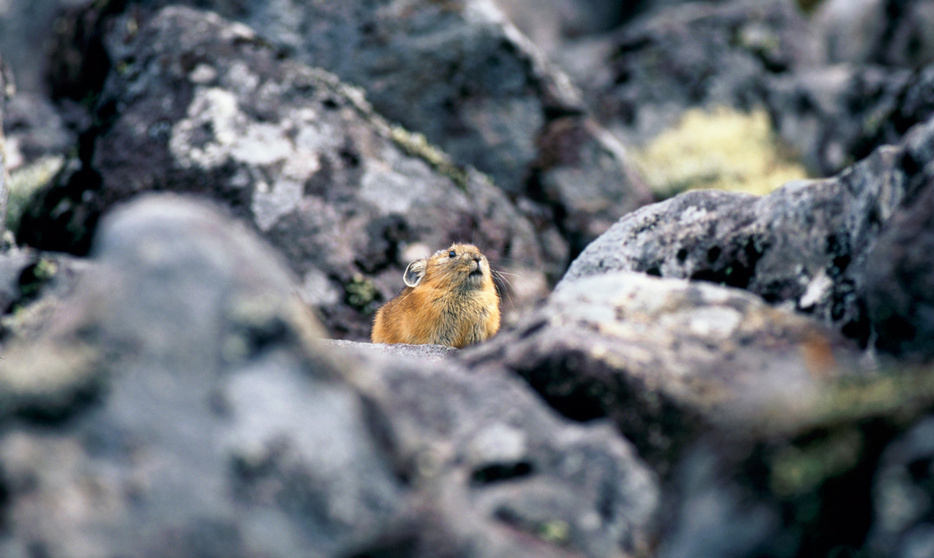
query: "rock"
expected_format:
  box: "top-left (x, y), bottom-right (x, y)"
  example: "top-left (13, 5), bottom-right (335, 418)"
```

top-left (492, 0), bottom-right (631, 55)
top-left (62, 0), bottom-right (652, 257)
top-left (463, 270), bottom-right (857, 475)
top-left (340, 342), bottom-right (660, 558)
top-left (861, 174), bottom-right (934, 360)
top-left (814, 0), bottom-right (934, 68)
top-left (18, 5), bottom-right (550, 340)
top-left (765, 63), bottom-right (934, 176)
top-left (3, 94), bottom-right (76, 171)
top-left (564, 0), bottom-right (820, 146)
top-left (0, 0), bottom-right (93, 96)
top-left (868, 416), bottom-right (934, 558)
top-left (0, 194), bottom-right (659, 558)
top-left (0, 55), bottom-right (11, 234)
top-left (560, 117), bottom-right (934, 348)
top-left (658, 369), bottom-right (934, 558)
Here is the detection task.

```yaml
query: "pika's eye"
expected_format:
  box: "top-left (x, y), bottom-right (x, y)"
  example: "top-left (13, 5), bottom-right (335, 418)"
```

top-left (448, 250), bottom-right (457, 258)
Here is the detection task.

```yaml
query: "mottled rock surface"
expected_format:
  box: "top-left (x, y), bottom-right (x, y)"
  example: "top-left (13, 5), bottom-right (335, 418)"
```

top-left (18, 6), bottom-right (549, 340)
top-left (813, 0), bottom-right (934, 68)
top-left (560, 118), bottom-right (934, 348)
top-left (0, 194), bottom-right (660, 558)
top-left (861, 174), bottom-right (934, 361)
top-left (562, 0), bottom-right (820, 146)
top-left (765, 63), bottom-right (934, 176)
top-left (464, 270), bottom-right (856, 475)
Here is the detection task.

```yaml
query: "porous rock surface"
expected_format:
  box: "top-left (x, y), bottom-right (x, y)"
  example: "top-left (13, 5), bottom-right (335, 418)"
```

top-left (0, 194), bottom-right (659, 558)
top-left (18, 6), bottom-right (550, 339)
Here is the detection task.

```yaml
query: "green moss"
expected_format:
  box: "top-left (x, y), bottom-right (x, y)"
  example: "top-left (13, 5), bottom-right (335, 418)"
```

top-left (7, 156), bottom-right (65, 235)
top-left (345, 273), bottom-right (378, 312)
top-left (389, 125), bottom-right (470, 193)
top-left (537, 520), bottom-right (571, 545)
top-left (630, 107), bottom-right (810, 198)
top-left (770, 428), bottom-right (863, 497)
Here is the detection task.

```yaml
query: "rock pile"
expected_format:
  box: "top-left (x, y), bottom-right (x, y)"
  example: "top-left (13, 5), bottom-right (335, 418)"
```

top-left (2, 0), bottom-right (934, 556)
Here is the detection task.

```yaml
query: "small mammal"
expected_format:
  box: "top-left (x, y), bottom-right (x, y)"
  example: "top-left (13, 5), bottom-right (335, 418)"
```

top-left (371, 243), bottom-right (501, 348)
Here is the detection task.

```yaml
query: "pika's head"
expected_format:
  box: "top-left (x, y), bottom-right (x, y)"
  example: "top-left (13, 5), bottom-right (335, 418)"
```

top-left (403, 243), bottom-right (492, 291)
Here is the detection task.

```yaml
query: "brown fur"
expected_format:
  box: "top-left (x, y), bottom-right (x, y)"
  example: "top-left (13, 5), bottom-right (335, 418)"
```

top-left (371, 243), bottom-right (501, 348)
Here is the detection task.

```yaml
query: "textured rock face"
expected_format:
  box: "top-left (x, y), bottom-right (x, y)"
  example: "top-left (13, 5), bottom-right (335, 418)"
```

top-left (464, 270), bottom-right (855, 474)
top-left (560, 118), bottom-right (934, 347)
top-left (18, 6), bottom-right (550, 339)
top-left (765, 63), bottom-right (934, 176)
top-left (563, 0), bottom-right (820, 146)
top-left (861, 174), bottom-right (934, 360)
top-left (814, 0), bottom-right (934, 68)
top-left (0, 194), bottom-right (660, 558)
top-left (92, 0), bottom-right (652, 256)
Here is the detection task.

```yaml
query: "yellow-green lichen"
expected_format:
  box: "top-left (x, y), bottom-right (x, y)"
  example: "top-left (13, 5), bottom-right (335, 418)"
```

top-left (389, 125), bottom-right (470, 193)
top-left (345, 274), bottom-right (378, 312)
top-left (8, 155), bottom-right (65, 235)
top-left (537, 519), bottom-right (571, 545)
top-left (630, 107), bottom-right (810, 198)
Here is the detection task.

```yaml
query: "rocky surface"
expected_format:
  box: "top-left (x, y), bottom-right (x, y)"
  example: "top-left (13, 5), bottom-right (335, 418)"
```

top-left (813, 0), bottom-right (934, 68)
top-left (18, 6), bottom-right (551, 340)
top-left (4, 1), bottom-right (934, 557)
top-left (560, 117), bottom-right (934, 347)
top-left (559, 0), bottom-right (820, 146)
top-left (464, 270), bottom-right (858, 475)
top-left (0, 194), bottom-right (659, 558)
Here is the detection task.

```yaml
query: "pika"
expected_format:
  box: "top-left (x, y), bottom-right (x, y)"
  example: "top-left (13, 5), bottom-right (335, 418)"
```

top-left (371, 243), bottom-right (501, 348)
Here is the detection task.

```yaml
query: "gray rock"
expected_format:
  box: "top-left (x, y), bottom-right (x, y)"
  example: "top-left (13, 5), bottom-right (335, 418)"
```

top-left (0, 194), bottom-right (659, 557)
top-left (339, 342), bottom-right (660, 558)
top-left (565, 0), bottom-right (820, 146)
top-left (861, 171), bottom-right (934, 360)
top-left (560, 118), bottom-right (934, 348)
top-left (18, 6), bottom-right (550, 339)
top-left (463, 270), bottom-right (856, 475)
top-left (813, 0), bottom-right (934, 68)
top-left (869, 416), bottom-right (934, 558)
top-left (69, 0), bottom-right (652, 257)
top-left (0, 55), bottom-right (10, 234)
top-left (765, 62), bottom-right (934, 176)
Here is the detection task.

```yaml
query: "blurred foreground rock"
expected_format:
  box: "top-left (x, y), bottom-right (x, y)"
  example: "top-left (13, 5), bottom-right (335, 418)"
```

top-left (0, 194), bottom-right (659, 558)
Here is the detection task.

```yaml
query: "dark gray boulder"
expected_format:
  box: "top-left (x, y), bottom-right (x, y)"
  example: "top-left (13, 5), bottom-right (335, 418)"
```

top-left (18, 6), bottom-right (550, 340)
top-left (561, 0), bottom-right (820, 146)
top-left (765, 63), bottom-right (934, 176)
top-left (813, 0), bottom-right (934, 69)
top-left (861, 172), bottom-right (934, 361)
top-left (868, 415), bottom-right (934, 558)
top-left (49, 0), bottom-right (653, 258)
top-left (0, 193), bottom-right (659, 558)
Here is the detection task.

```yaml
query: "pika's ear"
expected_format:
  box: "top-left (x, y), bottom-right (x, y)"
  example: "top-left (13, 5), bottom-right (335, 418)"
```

top-left (403, 259), bottom-right (427, 288)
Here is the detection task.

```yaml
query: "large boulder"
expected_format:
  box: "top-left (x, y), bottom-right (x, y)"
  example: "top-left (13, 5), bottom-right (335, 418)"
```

top-left (18, 6), bottom-right (550, 339)
top-left (48, 0), bottom-right (653, 258)
top-left (0, 194), bottom-right (659, 558)
top-left (463, 270), bottom-right (858, 475)
top-left (560, 117), bottom-right (934, 348)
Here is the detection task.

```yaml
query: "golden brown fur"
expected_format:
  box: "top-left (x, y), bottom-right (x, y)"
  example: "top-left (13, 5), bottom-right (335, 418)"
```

top-left (371, 243), bottom-right (501, 348)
